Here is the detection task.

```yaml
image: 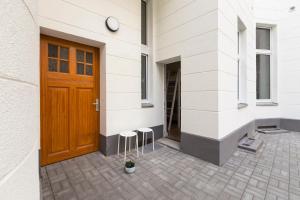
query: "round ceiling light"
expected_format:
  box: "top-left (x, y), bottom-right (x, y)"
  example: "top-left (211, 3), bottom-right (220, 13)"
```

top-left (105, 16), bottom-right (120, 32)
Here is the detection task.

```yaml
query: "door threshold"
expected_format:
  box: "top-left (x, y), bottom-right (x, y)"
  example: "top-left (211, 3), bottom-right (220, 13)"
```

top-left (157, 138), bottom-right (180, 150)
top-left (166, 136), bottom-right (180, 142)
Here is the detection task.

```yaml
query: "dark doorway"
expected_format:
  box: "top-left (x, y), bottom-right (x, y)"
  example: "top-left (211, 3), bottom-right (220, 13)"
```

top-left (165, 61), bottom-right (181, 141)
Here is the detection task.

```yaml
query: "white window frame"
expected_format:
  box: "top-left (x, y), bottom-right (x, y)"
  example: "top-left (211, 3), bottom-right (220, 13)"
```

top-left (237, 32), bottom-right (242, 102)
top-left (141, 0), bottom-right (147, 45)
top-left (237, 17), bottom-right (247, 105)
top-left (141, 54), bottom-right (148, 100)
top-left (141, 0), bottom-right (153, 103)
top-left (256, 26), bottom-right (273, 103)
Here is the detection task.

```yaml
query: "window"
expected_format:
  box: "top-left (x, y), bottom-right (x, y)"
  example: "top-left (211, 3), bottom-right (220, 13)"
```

top-left (48, 44), bottom-right (69, 73)
top-left (237, 32), bottom-right (240, 99)
top-left (256, 27), bottom-right (271, 100)
top-left (141, 0), bottom-right (147, 45)
top-left (141, 0), bottom-right (153, 104)
top-left (141, 54), bottom-right (148, 100)
top-left (237, 18), bottom-right (247, 104)
top-left (76, 49), bottom-right (93, 76)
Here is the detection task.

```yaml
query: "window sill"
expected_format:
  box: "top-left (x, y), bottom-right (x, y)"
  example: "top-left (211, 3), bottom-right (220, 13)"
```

top-left (141, 103), bottom-right (154, 108)
top-left (238, 103), bottom-right (248, 110)
top-left (256, 102), bottom-right (278, 106)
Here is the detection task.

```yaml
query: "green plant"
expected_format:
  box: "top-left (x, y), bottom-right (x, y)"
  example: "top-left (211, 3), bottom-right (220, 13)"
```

top-left (125, 160), bottom-right (135, 168)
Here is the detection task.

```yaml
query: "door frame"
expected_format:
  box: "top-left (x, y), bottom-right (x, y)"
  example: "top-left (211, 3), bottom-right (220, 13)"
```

top-left (163, 61), bottom-right (181, 141)
top-left (40, 34), bottom-right (100, 166)
top-left (164, 65), bottom-right (168, 137)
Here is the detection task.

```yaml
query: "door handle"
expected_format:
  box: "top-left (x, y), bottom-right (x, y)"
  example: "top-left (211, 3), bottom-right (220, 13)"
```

top-left (92, 98), bottom-right (100, 112)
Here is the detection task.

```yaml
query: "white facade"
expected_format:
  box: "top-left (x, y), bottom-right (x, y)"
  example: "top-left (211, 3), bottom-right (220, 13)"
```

top-left (279, 1), bottom-right (300, 119)
top-left (0, 0), bottom-right (40, 199)
top-left (254, 0), bottom-right (300, 120)
top-left (218, 0), bottom-right (256, 139)
top-left (218, 0), bottom-right (300, 138)
top-left (156, 0), bottom-right (219, 139)
top-left (38, 0), bottom-right (164, 137)
top-left (2, 0), bottom-right (300, 198)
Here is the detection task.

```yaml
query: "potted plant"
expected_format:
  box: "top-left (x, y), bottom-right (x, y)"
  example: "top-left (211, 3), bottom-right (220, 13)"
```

top-left (124, 160), bottom-right (135, 174)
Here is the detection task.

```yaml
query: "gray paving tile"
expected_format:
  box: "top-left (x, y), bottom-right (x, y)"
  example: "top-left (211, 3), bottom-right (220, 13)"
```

top-left (41, 132), bottom-right (300, 200)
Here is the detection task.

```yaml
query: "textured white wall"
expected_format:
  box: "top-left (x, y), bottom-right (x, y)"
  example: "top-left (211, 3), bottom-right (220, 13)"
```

top-left (155, 0), bottom-right (219, 139)
top-left (37, 0), bottom-right (300, 143)
top-left (217, 0), bottom-right (256, 138)
top-left (0, 0), bottom-right (40, 199)
top-left (254, 0), bottom-right (300, 120)
top-left (276, 0), bottom-right (300, 119)
top-left (38, 0), bottom-right (164, 136)
top-left (254, 0), bottom-right (281, 119)
top-left (219, 0), bottom-right (300, 138)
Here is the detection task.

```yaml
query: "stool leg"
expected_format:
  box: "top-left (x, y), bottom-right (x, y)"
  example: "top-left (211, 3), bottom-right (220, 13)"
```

top-left (129, 137), bottom-right (131, 152)
top-left (136, 135), bottom-right (139, 157)
top-left (124, 136), bottom-right (127, 162)
top-left (117, 134), bottom-right (120, 156)
top-left (142, 132), bottom-right (144, 155)
top-left (152, 130), bottom-right (155, 151)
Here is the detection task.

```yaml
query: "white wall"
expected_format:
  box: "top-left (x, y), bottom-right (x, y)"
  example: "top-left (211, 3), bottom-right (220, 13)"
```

top-left (155, 0), bottom-right (300, 140)
top-left (254, 0), bottom-right (300, 120)
top-left (1, 2), bottom-right (299, 198)
top-left (0, 0), bottom-right (40, 199)
top-left (38, 0), bottom-right (164, 137)
top-left (218, 0), bottom-right (300, 139)
top-left (37, 0), bottom-right (300, 144)
top-left (254, 0), bottom-right (281, 119)
top-left (155, 0), bottom-right (219, 139)
top-left (277, 0), bottom-right (300, 119)
top-left (217, 0), bottom-right (256, 138)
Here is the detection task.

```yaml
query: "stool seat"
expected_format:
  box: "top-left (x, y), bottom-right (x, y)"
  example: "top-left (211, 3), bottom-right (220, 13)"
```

top-left (118, 130), bottom-right (138, 162)
top-left (120, 131), bottom-right (137, 137)
top-left (138, 127), bottom-right (155, 154)
top-left (138, 128), bottom-right (152, 133)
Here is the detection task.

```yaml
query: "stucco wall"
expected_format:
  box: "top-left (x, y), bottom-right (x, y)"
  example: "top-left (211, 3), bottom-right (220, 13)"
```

top-left (0, 0), bottom-right (40, 199)
top-left (277, 0), bottom-right (300, 119)
top-left (155, 0), bottom-right (219, 139)
top-left (217, 0), bottom-right (256, 139)
top-left (254, 0), bottom-right (281, 119)
top-left (38, 0), bottom-right (164, 137)
top-left (254, 0), bottom-right (300, 120)
top-left (219, 0), bottom-right (300, 138)
top-left (36, 0), bottom-right (300, 158)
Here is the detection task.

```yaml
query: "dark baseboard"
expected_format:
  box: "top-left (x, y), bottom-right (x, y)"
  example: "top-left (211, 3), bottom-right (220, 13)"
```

top-left (255, 118), bottom-right (300, 132)
top-left (181, 121), bottom-right (255, 166)
top-left (279, 118), bottom-right (300, 132)
top-left (181, 132), bottom-right (220, 165)
top-left (181, 118), bottom-right (300, 166)
top-left (99, 124), bottom-right (164, 156)
top-left (255, 118), bottom-right (281, 129)
top-left (219, 121), bottom-right (255, 165)
top-left (99, 118), bottom-right (300, 166)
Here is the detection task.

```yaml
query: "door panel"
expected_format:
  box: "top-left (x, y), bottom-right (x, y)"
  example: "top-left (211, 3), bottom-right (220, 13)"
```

top-left (46, 87), bottom-right (70, 155)
top-left (41, 35), bottom-right (100, 166)
top-left (76, 88), bottom-right (95, 148)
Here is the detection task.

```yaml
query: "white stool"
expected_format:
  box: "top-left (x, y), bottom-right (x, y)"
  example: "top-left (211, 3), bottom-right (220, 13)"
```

top-left (117, 131), bottom-right (139, 162)
top-left (138, 128), bottom-right (155, 154)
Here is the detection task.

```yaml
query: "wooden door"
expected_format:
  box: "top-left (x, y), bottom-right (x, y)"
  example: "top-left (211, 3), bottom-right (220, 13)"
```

top-left (40, 35), bottom-right (100, 166)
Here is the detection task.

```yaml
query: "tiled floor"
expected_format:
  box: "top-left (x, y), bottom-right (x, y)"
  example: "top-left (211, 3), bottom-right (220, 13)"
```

top-left (41, 132), bottom-right (300, 200)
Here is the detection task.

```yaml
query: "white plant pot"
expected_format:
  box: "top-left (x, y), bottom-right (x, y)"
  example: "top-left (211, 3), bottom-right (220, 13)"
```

top-left (124, 166), bottom-right (135, 174)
